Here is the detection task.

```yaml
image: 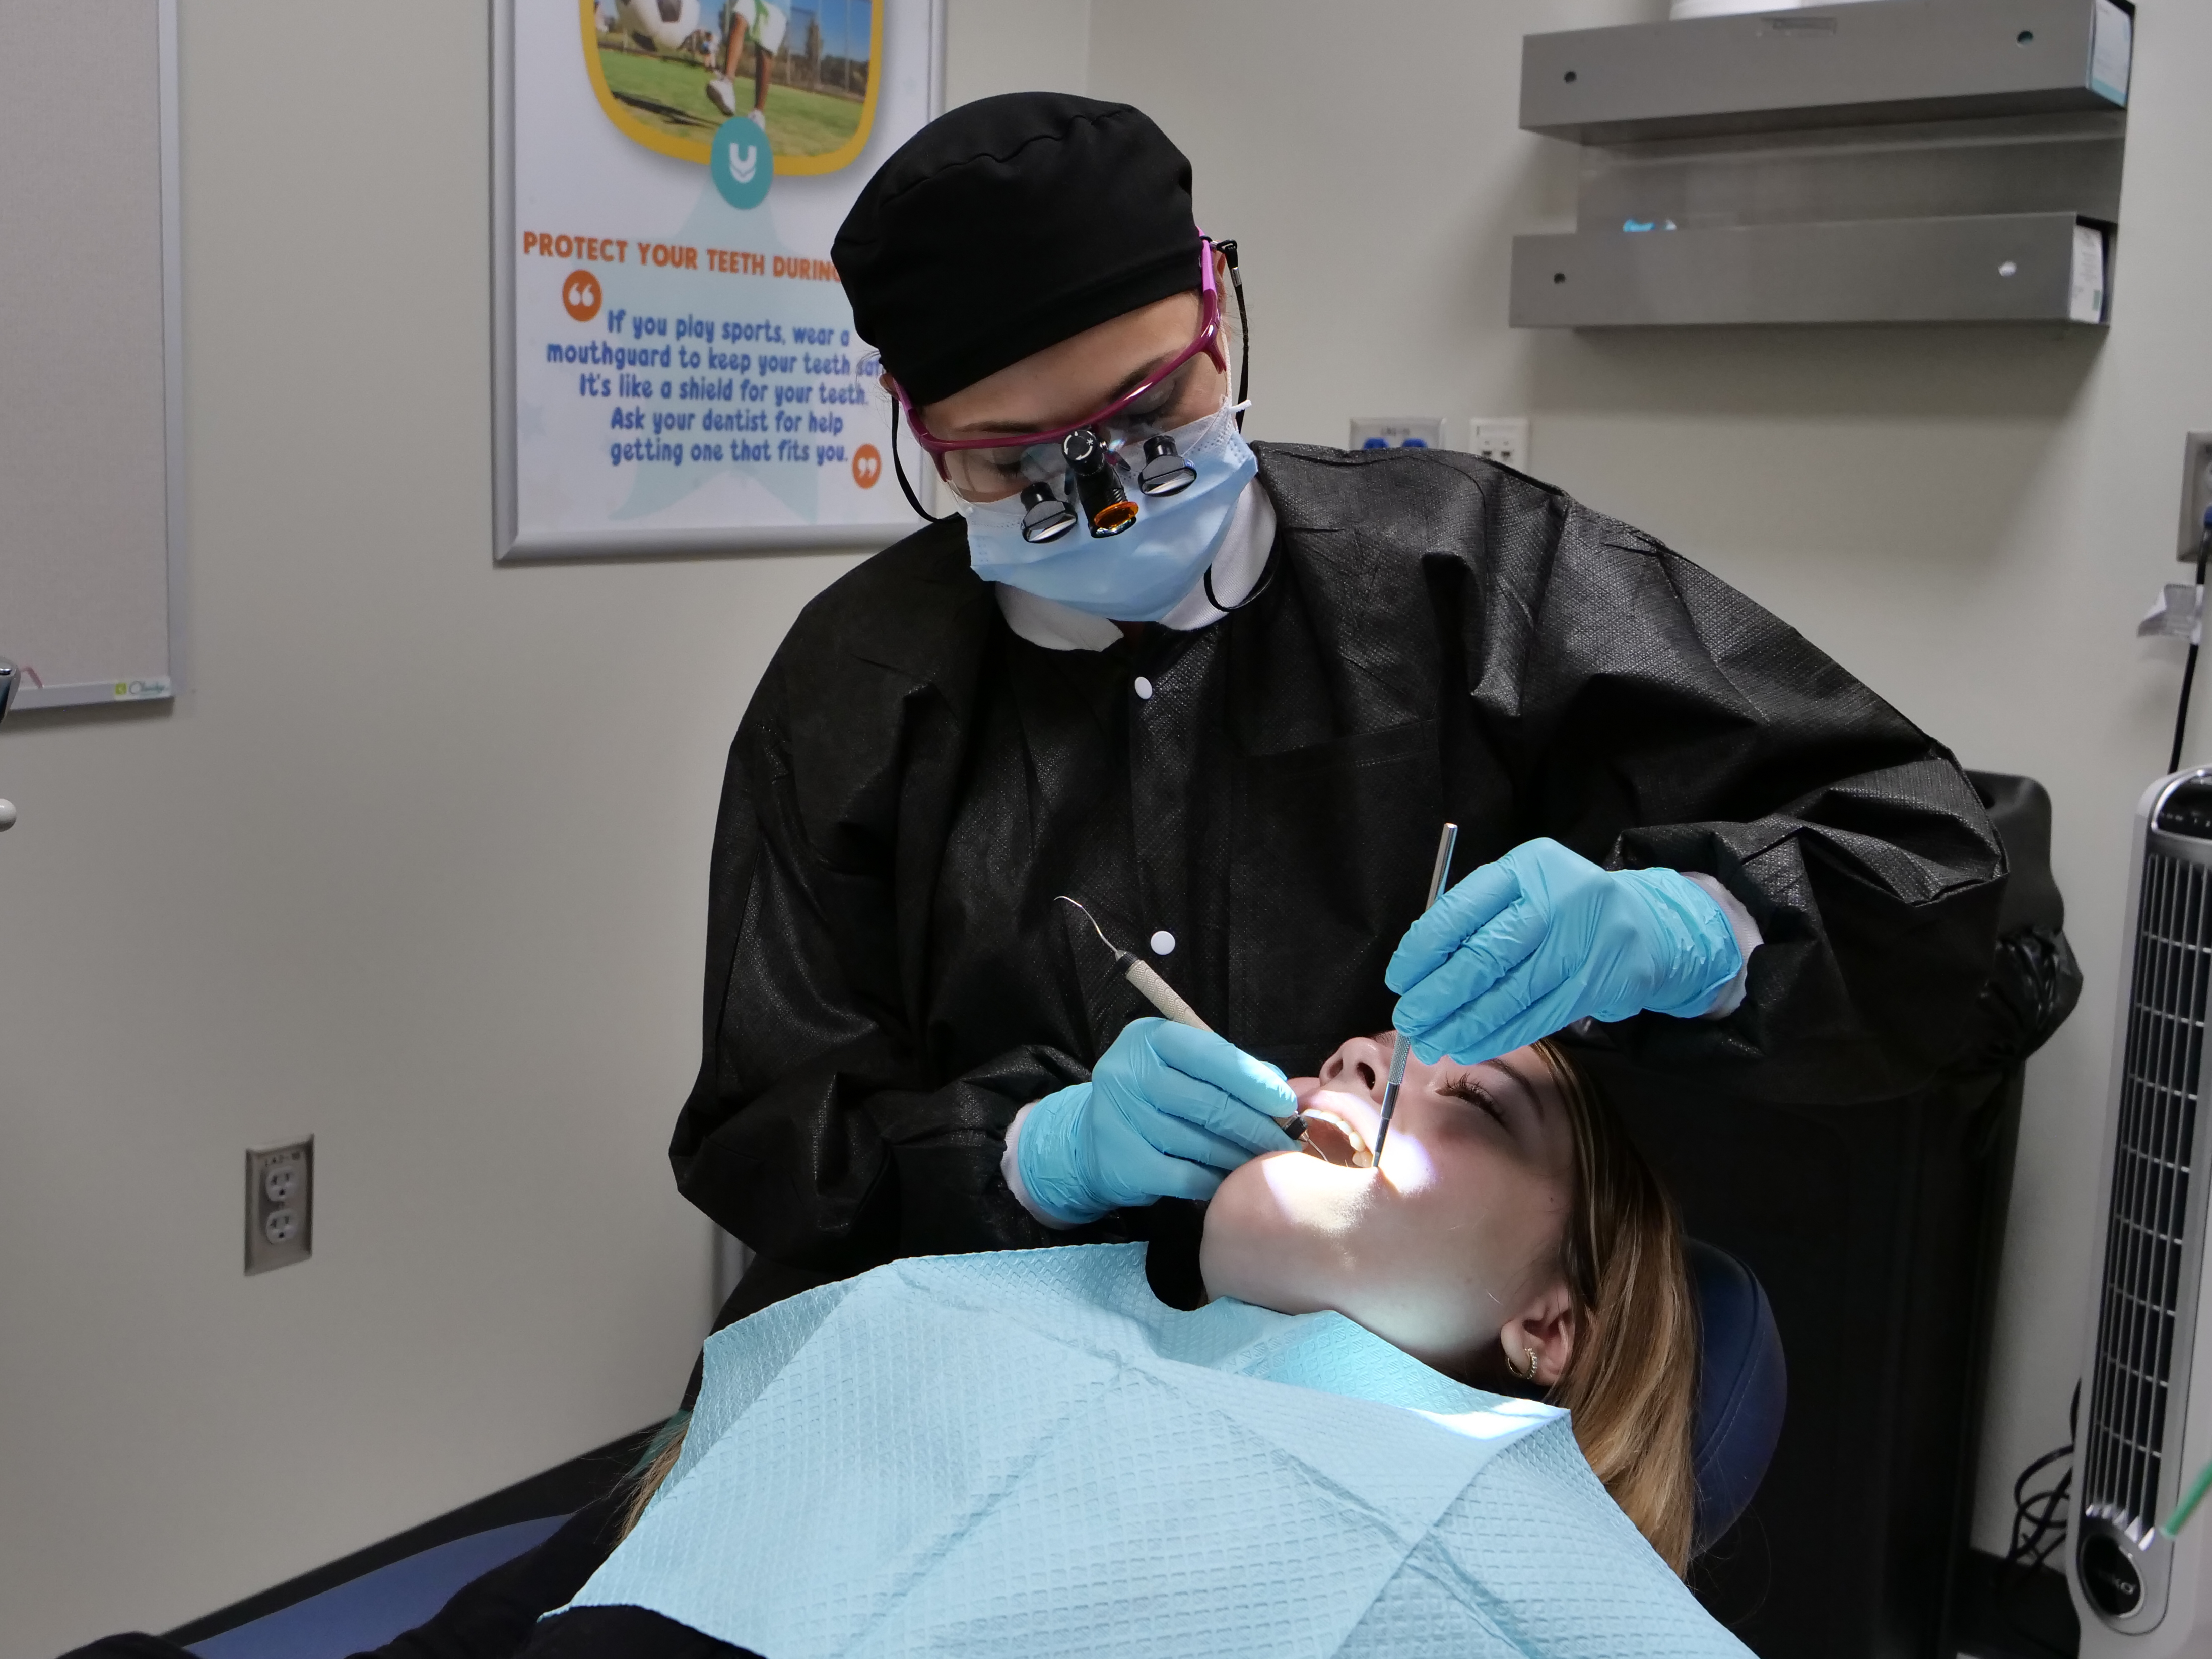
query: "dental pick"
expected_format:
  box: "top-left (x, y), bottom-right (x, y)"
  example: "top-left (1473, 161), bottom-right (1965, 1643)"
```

top-left (1371, 822), bottom-right (1460, 1166)
top-left (1058, 895), bottom-right (1304, 1140)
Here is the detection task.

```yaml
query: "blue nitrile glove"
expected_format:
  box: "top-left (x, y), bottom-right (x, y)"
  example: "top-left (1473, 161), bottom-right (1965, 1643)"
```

top-left (1016, 1017), bottom-right (1300, 1225)
top-left (1386, 837), bottom-right (1744, 1066)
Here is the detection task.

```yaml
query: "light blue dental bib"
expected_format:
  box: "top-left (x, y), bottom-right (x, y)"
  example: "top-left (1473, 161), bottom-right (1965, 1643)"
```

top-left (561, 1245), bottom-right (1746, 1658)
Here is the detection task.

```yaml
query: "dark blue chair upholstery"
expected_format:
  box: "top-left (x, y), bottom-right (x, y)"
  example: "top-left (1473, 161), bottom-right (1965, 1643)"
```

top-left (1687, 1238), bottom-right (1788, 1556)
top-left (183, 1515), bottom-right (567, 1659)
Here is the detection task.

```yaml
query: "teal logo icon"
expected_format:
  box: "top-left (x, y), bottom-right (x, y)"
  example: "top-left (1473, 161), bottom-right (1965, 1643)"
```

top-left (711, 118), bottom-right (773, 210)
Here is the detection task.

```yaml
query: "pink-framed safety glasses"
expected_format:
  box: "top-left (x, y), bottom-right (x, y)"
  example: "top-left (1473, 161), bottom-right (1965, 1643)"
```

top-left (891, 236), bottom-right (1230, 504)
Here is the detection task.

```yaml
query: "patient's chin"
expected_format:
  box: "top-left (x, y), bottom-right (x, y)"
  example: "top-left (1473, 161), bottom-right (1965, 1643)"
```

top-left (1201, 1148), bottom-right (1349, 1305)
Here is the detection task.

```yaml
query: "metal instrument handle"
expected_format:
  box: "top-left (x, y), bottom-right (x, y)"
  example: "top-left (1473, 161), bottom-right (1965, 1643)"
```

top-left (1373, 822), bottom-right (1462, 1161)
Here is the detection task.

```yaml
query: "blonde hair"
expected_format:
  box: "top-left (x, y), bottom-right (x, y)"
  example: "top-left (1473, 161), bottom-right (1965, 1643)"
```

top-left (1532, 1038), bottom-right (1700, 1575)
top-left (618, 1411), bottom-right (691, 1542)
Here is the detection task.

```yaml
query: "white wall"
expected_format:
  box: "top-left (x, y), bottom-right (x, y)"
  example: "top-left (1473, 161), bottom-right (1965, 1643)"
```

top-left (4, 3), bottom-right (2199, 1648)
top-left (0, 9), bottom-right (870, 1653)
top-left (946, 0), bottom-right (1092, 101)
top-left (1083, 0), bottom-right (2210, 1562)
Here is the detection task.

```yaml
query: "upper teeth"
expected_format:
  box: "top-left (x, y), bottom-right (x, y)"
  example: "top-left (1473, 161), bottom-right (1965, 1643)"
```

top-left (1300, 1105), bottom-right (1374, 1168)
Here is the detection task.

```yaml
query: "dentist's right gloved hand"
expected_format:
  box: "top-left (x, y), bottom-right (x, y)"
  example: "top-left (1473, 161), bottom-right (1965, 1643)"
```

top-left (1386, 836), bottom-right (1745, 1066)
top-left (1014, 1018), bottom-right (1300, 1226)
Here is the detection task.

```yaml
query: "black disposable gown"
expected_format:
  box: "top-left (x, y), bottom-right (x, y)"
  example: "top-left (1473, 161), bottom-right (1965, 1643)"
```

top-left (669, 444), bottom-right (2008, 1275)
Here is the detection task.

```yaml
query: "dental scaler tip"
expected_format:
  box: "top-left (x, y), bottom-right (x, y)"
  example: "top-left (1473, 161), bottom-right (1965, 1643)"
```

top-left (1371, 822), bottom-right (1460, 1165)
top-left (1057, 895), bottom-right (1305, 1141)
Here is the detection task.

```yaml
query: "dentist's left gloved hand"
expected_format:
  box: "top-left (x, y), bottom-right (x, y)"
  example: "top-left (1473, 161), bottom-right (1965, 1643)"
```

top-left (1386, 837), bottom-right (1745, 1066)
top-left (1014, 1018), bottom-right (1300, 1227)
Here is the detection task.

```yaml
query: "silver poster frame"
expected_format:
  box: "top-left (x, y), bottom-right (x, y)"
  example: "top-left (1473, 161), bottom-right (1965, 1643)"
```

top-left (490, 0), bottom-right (943, 564)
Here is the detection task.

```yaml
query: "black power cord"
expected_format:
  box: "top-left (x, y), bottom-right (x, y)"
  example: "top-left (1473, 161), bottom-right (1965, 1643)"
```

top-left (2171, 510), bottom-right (2212, 772)
top-left (1995, 1383), bottom-right (2076, 1657)
top-left (888, 389), bottom-right (940, 524)
top-left (1214, 238), bottom-right (1250, 424)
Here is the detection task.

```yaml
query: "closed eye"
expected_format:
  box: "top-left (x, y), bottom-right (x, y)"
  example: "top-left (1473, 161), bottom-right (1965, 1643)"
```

top-left (1440, 1076), bottom-right (1507, 1127)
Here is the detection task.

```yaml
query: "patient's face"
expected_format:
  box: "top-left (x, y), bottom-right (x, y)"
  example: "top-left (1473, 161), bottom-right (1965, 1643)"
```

top-left (1199, 1037), bottom-right (1576, 1377)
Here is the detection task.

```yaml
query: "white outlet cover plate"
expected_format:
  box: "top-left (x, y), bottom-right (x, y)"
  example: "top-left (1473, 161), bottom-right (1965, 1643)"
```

top-left (2179, 431), bottom-right (2212, 561)
top-left (1350, 417), bottom-right (1445, 452)
top-left (1469, 419), bottom-right (1530, 473)
top-left (245, 1139), bottom-right (314, 1275)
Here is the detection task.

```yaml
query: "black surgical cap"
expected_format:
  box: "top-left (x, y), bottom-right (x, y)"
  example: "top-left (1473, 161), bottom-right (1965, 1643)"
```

top-left (833, 93), bottom-right (1202, 407)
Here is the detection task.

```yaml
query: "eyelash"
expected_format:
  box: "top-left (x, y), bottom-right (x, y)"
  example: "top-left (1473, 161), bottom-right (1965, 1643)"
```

top-left (1441, 1078), bottom-right (1507, 1126)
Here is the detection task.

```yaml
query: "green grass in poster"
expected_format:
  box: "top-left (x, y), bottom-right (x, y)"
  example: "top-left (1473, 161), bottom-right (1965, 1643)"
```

top-left (595, 38), bottom-right (864, 158)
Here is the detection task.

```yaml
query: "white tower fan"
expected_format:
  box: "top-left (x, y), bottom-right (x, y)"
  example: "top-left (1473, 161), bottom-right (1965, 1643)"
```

top-left (2072, 768), bottom-right (2212, 1648)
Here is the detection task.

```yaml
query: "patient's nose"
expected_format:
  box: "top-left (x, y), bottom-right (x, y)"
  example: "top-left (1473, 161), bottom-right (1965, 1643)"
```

top-left (1317, 1035), bottom-right (1390, 1102)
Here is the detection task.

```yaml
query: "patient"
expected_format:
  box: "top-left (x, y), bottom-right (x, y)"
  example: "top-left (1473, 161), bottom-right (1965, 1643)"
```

top-left (622, 1036), bottom-right (1695, 1564)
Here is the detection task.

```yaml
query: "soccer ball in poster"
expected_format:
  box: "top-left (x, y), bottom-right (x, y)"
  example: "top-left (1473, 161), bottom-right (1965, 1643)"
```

top-left (618, 0), bottom-right (702, 53)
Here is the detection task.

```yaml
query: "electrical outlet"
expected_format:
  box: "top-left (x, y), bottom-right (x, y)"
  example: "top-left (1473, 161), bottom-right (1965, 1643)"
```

top-left (246, 1139), bottom-right (313, 1275)
top-left (2179, 432), bottom-right (2212, 561)
top-left (1349, 417), bottom-right (1445, 451)
top-left (1468, 419), bottom-right (1530, 473)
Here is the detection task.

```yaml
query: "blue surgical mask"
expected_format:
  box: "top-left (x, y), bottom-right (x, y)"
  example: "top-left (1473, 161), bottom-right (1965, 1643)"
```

top-left (960, 404), bottom-right (1259, 622)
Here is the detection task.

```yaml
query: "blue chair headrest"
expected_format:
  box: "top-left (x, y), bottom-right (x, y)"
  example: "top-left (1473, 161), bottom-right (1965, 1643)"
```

top-left (1687, 1238), bottom-right (1787, 1556)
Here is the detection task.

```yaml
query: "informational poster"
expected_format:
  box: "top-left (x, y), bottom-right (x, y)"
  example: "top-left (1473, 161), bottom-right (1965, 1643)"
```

top-left (493, 1), bottom-right (940, 560)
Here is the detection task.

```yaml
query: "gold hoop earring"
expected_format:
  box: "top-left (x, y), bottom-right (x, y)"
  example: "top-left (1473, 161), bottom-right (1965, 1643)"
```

top-left (1511, 1344), bottom-right (1540, 1382)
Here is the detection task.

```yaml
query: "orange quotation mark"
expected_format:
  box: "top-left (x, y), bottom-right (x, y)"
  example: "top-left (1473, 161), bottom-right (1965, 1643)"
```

top-left (562, 269), bottom-right (602, 322)
top-left (852, 443), bottom-right (882, 488)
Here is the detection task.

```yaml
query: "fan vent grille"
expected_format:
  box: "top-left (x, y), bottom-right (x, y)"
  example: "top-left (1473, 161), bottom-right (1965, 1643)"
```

top-left (2084, 850), bottom-right (2212, 1542)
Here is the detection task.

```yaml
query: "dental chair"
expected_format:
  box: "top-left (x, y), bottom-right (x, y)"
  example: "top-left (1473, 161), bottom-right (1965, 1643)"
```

top-left (1589, 772), bottom-right (2079, 1659)
top-left (168, 1252), bottom-right (1786, 1657)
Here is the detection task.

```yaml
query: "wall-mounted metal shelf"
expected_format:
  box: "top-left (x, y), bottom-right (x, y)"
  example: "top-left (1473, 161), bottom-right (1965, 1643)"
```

top-left (1510, 0), bottom-right (2132, 329)
top-left (1523, 0), bottom-right (2132, 144)
top-left (1512, 211), bottom-right (2106, 328)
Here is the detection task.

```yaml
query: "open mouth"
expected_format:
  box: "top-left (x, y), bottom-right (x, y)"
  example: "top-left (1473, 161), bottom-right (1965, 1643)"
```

top-left (1298, 1102), bottom-right (1375, 1169)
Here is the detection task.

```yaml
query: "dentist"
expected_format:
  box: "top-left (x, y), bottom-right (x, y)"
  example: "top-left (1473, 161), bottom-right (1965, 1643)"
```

top-left (671, 93), bottom-right (2006, 1305)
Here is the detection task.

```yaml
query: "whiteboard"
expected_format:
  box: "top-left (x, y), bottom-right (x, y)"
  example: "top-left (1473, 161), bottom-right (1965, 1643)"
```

top-left (0, 0), bottom-right (182, 711)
